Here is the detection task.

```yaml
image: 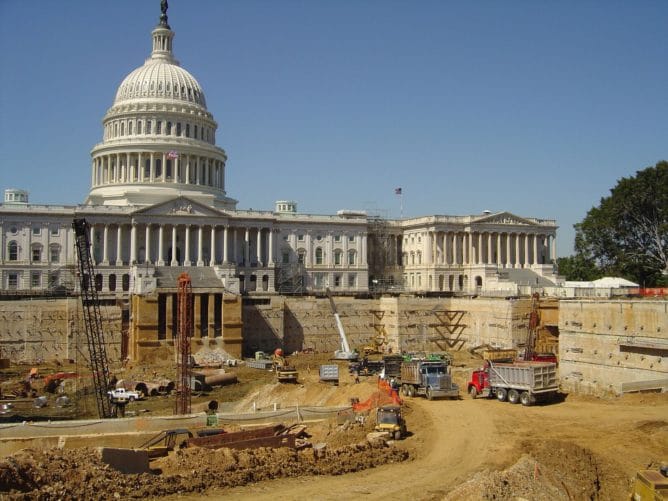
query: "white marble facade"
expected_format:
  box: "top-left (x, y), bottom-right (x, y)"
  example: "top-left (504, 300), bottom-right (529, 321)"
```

top-left (0, 6), bottom-right (558, 296)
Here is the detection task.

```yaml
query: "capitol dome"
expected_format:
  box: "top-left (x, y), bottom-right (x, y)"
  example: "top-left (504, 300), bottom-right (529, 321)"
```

top-left (86, 6), bottom-right (236, 211)
top-left (113, 58), bottom-right (207, 108)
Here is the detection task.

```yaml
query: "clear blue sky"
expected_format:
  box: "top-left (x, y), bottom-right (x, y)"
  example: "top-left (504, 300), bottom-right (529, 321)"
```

top-left (1, 1), bottom-right (666, 257)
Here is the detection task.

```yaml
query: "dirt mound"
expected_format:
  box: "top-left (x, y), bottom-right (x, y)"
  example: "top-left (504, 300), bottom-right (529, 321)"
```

top-left (445, 440), bottom-right (610, 500)
top-left (0, 440), bottom-right (409, 500)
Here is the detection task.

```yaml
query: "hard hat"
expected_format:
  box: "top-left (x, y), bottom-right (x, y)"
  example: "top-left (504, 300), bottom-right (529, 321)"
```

top-left (274, 348), bottom-right (283, 357)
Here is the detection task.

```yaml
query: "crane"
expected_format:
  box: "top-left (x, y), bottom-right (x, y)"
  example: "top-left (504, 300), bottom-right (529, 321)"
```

top-left (72, 218), bottom-right (114, 418)
top-left (175, 272), bottom-right (193, 415)
top-left (326, 288), bottom-right (358, 360)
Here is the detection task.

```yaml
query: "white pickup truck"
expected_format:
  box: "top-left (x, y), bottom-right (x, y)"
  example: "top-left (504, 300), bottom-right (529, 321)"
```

top-left (108, 388), bottom-right (141, 402)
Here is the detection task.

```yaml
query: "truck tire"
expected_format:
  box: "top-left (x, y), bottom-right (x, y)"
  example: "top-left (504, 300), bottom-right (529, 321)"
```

top-left (129, 396), bottom-right (135, 402)
top-left (469, 386), bottom-right (478, 399)
top-left (394, 430), bottom-right (402, 440)
top-left (496, 388), bottom-right (508, 402)
top-left (508, 389), bottom-right (520, 404)
top-left (520, 391), bottom-right (532, 406)
top-left (407, 385), bottom-right (415, 397)
top-left (426, 388), bottom-right (433, 400)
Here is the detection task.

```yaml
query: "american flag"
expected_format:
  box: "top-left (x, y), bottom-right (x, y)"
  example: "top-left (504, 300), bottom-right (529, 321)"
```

top-left (395, 187), bottom-right (402, 195)
top-left (167, 150), bottom-right (179, 159)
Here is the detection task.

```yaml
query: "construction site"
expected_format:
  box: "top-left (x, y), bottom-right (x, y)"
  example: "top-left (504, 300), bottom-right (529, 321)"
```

top-left (0, 219), bottom-right (666, 500)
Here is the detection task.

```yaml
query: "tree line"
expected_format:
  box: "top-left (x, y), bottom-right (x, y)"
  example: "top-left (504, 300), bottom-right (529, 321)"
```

top-left (557, 160), bottom-right (667, 287)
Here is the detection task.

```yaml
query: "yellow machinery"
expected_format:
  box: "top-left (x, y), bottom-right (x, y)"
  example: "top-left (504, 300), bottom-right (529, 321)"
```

top-left (375, 405), bottom-right (406, 440)
top-left (632, 465), bottom-right (668, 500)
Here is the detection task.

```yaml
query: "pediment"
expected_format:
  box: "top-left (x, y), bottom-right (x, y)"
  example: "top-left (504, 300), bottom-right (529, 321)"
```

top-left (133, 197), bottom-right (225, 218)
top-left (473, 211), bottom-right (534, 226)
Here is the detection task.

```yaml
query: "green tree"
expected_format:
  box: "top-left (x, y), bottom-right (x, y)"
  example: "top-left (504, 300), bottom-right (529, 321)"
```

top-left (556, 255), bottom-right (601, 281)
top-left (574, 160), bottom-right (668, 286)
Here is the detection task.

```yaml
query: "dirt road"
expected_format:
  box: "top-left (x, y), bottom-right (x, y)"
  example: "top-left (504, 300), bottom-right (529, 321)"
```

top-left (208, 393), bottom-right (668, 500)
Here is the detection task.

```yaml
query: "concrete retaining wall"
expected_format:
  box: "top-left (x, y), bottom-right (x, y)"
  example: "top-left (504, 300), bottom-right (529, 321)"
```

top-left (559, 300), bottom-right (668, 396)
top-left (0, 298), bottom-right (122, 363)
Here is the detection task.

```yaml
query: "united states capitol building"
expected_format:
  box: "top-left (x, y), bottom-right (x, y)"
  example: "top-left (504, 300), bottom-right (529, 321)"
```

top-left (0, 6), bottom-right (559, 299)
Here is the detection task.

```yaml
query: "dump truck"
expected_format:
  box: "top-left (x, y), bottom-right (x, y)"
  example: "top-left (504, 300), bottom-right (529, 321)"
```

top-left (272, 349), bottom-right (298, 383)
top-left (632, 464), bottom-right (668, 500)
top-left (467, 360), bottom-right (558, 406)
top-left (399, 360), bottom-right (459, 400)
top-left (375, 405), bottom-right (406, 440)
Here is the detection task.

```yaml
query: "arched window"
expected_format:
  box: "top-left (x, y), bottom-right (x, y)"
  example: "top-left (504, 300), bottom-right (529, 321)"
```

top-left (137, 121), bottom-right (142, 134)
top-left (315, 247), bottom-right (323, 265)
top-left (146, 120), bottom-right (152, 134)
top-left (94, 274), bottom-right (103, 292)
top-left (194, 125), bottom-right (198, 138)
top-left (108, 274), bottom-right (116, 292)
top-left (347, 250), bottom-right (356, 266)
top-left (8, 241), bottom-right (18, 261)
top-left (166, 122), bottom-right (172, 135)
top-left (122, 274), bottom-right (130, 291)
top-left (185, 124), bottom-right (190, 138)
top-left (156, 120), bottom-right (162, 134)
top-left (176, 123), bottom-right (181, 136)
top-left (297, 249), bottom-right (306, 264)
top-left (120, 122), bottom-right (125, 136)
top-left (128, 121), bottom-right (133, 135)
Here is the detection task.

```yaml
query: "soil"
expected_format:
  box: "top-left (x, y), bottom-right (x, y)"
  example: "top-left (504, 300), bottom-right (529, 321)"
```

top-left (1, 351), bottom-right (667, 500)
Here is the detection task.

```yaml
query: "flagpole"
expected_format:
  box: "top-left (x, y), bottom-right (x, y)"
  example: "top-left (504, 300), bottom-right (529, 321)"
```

top-left (400, 193), bottom-right (403, 220)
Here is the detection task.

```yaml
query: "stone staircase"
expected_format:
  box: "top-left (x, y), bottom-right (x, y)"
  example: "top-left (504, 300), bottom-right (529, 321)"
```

top-left (154, 266), bottom-right (223, 289)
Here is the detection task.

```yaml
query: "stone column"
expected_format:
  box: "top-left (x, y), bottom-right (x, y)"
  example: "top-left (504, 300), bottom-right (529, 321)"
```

top-left (102, 225), bottom-right (109, 265)
top-left (551, 234), bottom-right (556, 263)
top-left (171, 226), bottom-right (178, 266)
top-left (505, 233), bottom-right (511, 267)
top-left (487, 232), bottom-right (492, 265)
top-left (90, 225), bottom-right (97, 265)
top-left (532, 234), bottom-right (538, 265)
top-left (256, 228), bottom-right (262, 266)
top-left (515, 234), bottom-right (520, 268)
top-left (496, 233), bottom-right (501, 266)
top-left (138, 152), bottom-right (143, 181)
top-left (116, 225), bottom-right (123, 265)
top-left (232, 227), bottom-right (238, 264)
top-left (244, 227), bottom-right (250, 266)
top-left (157, 225), bottom-right (164, 265)
top-left (477, 232), bottom-right (483, 264)
top-left (197, 225), bottom-right (204, 266)
top-left (149, 153), bottom-right (155, 182)
top-left (452, 232), bottom-right (458, 265)
top-left (223, 226), bottom-right (229, 264)
top-left (184, 225), bottom-right (191, 266)
top-left (268, 229), bottom-right (275, 266)
top-left (130, 224), bottom-right (137, 264)
top-left (210, 226), bottom-right (216, 266)
top-left (145, 224), bottom-right (151, 264)
top-left (185, 155), bottom-right (190, 184)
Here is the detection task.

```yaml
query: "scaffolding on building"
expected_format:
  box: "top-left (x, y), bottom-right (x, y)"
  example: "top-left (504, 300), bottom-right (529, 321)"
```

top-left (367, 214), bottom-right (403, 292)
top-left (275, 262), bottom-right (306, 294)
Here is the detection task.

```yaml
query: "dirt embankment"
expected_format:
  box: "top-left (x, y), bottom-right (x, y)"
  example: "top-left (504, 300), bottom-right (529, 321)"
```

top-left (1, 351), bottom-right (667, 500)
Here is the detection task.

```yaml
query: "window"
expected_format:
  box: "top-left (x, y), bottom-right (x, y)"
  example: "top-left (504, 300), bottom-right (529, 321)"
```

top-left (32, 246), bottom-right (41, 262)
top-left (50, 226), bottom-right (59, 236)
top-left (334, 274), bottom-right (341, 287)
top-left (334, 235), bottom-right (341, 242)
top-left (185, 124), bottom-right (190, 138)
top-left (31, 272), bottom-right (41, 288)
top-left (128, 121), bottom-right (133, 135)
top-left (298, 234), bottom-right (305, 241)
top-left (137, 121), bottom-right (142, 134)
top-left (316, 235), bottom-right (322, 241)
top-left (166, 122), bottom-right (172, 135)
top-left (109, 274), bottom-right (116, 292)
top-left (348, 274), bottom-right (356, 288)
top-left (32, 226), bottom-right (41, 235)
top-left (50, 245), bottom-right (60, 263)
top-left (282, 251), bottom-right (290, 264)
top-left (297, 250), bottom-right (306, 264)
top-left (94, 274), bottom-right (103, 292)
top-left (348, 250), bottom-right (356, 265)
top-left (334, 250), bottom-right (342, 266)
top-left (156, 120), bottom-right (162, 134)
top-left (348, 235), bottom-right (355, 242)
top-left (10, 226), bottom-right (17, 234)
top-left (122, 274), bottom-right (130, 291)
top-left (8, 241), bottom-right (18, 261)
top-left (120, 122), bottom-right (125, 136)
top-left (194, 125), bottom-right (198, 138)
top-left (176, 123), bottom-right (182, 136)
top-left (146, 120), bottom-right (152, 134)
top-left (8, 273), bottom-right (18, 289)
top-left (315, 247), bottom-right (323, 265)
